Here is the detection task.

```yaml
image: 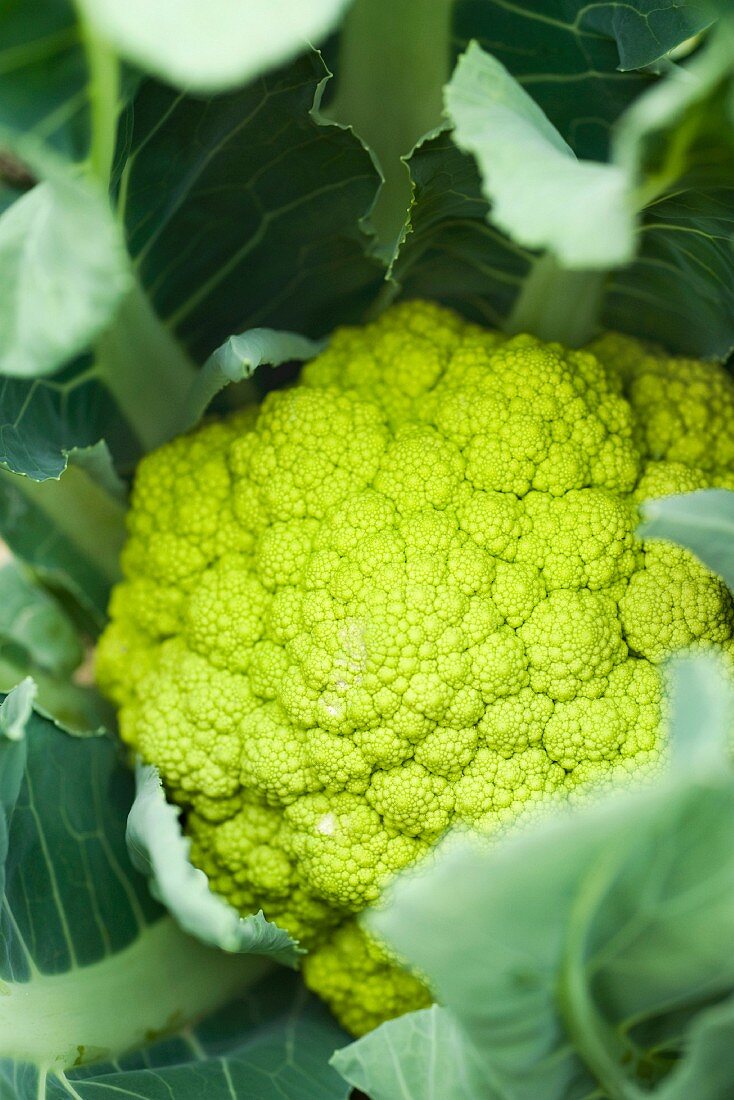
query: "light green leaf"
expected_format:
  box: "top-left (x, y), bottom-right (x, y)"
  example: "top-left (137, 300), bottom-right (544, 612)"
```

top-left (668, 652), bottom-right (734, 774)
top-left (32, 971), bottom-right (351, 1100)
top-left (362, 656), bottom-right (734, 1099)
top-left (181, 328), bottom-right (326, 432)
top-left (445, 42), bottom-right (635, 269)
top-left (127, 763), bottom-right (303, 968)
top-left (332, 1005), bottom-right (486, 1100)
top-left (76, 0), bottom-right (352, 92)
top-left (397, 11), bottom-right (734, 357)
top-left (639, 489), bottom-right (734, 591)
top-left (657, 993), bottom-right (734, 1099)
top-left (0, 680), bottom-right (36, 742)
top-left (0, 170), bottom-right (131, 378)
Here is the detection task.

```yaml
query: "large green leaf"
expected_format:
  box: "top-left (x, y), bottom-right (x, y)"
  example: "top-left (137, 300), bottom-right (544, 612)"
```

top-left (335, 655), bottom-right (734, 1099)
top-left (332, 1004), bottom-right (486, 1100)
top-left (398, 13), bottom-right (734, 356)
top-left (452, 1), bottom-right (707, 160)
top-left (0, 698), bottom-right (349, 1098)
top-left (0, 50), bottom-right (382, 485)
top-left (0, 701), bottom-right (266, 1076)
top-left (0, 0), bottom-right (88, 161)
top-left (1, 971), bottom-right (350, 1100)
top-left (123, 52), bottom-right (381, 361)
top-left (76, 0), bottom-right (352, 93)
top-left (445, 43), bottom-right (634, 268)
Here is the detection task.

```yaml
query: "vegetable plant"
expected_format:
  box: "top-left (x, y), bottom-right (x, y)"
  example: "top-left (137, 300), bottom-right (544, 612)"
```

top-left (2, 1), bottom-right (734, 1098)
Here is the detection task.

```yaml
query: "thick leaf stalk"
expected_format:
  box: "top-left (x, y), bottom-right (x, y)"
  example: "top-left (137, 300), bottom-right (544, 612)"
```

top-left (328, 0), bottom-right (454, 254)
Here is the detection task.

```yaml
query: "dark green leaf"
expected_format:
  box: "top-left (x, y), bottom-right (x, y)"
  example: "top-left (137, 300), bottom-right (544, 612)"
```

top-left (391, 128), bottom-right (531, 328)
top-left (604, 187), bottom-right (734, 357)
top-left (0, 455), bottom-right (127, 630)
top-left (123, 52), bottom-right (382, 361)
top-left (452, 0), bottom-right (662, 161)
top-left (0, 362), bottom-right (137, 481)
top-left (0, 705), bottom-right (332, 1097)
top-left (0, 0), bottom-right (88, 161)
top-left (580, 1), bottom-right (716, 71)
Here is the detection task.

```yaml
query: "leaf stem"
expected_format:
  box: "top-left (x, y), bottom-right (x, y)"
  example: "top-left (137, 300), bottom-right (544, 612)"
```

top-left (327, 0), bottom-right (454, 256)
top-left (0, 917), bottom-right (270, 1071)
top-left (557, 848), bottom-right (647, 1100)
top-left (505, 253), bottom-right (607, 346)
top-left (94, 279), bottom-right (199, 453)
top-left (77, 13), bottom-right (120, 188)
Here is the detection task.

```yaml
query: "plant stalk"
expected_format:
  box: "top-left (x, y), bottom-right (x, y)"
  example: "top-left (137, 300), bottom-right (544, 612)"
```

top-left (558, 850), bottom-right (646, 1100)
top-left (327, 0), bottom-right (454, 256)
top-left (95, 279), bottom-right (199, 453)
top-left (505, 253), bottom-right (607, 347)
top-left (78, 13), bottom-right (120, 188)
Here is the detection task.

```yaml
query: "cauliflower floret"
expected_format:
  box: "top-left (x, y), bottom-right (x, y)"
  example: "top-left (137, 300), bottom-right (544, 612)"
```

top-left (96, 302), bottom-right (734, 1037)
top-left (302, 921), bottom-right (432, 1037)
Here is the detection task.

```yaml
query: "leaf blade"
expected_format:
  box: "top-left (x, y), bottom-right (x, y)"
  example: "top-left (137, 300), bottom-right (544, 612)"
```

top-left (76, 0), bottom-right (352, 93)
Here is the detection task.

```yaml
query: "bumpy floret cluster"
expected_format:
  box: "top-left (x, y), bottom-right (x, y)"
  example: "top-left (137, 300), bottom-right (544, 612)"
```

top-left (97, 302), bottom-right (734, 1034)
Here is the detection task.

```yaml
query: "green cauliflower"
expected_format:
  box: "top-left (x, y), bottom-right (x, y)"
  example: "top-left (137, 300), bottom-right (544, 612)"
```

top-left (97, 301), bottom-right (734, 1034)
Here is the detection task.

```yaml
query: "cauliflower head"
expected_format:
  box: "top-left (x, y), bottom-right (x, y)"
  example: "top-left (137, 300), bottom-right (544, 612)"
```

top-left (97, 301), bottom-right (734, 1034)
